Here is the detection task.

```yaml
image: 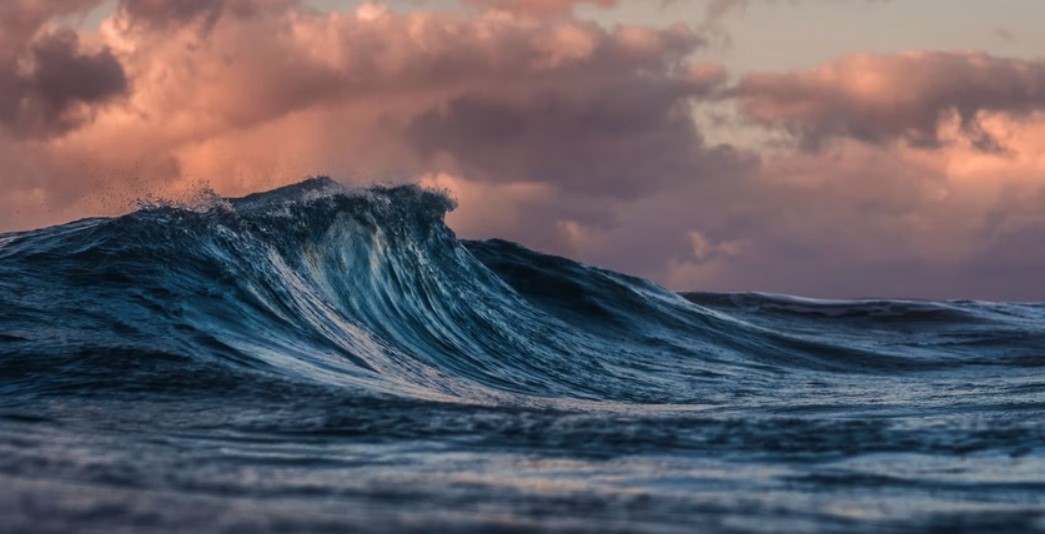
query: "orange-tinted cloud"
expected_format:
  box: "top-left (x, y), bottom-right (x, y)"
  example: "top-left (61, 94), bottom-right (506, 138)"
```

top-left (0, 1), bottom-right (729, 227)
top-left (440, 51), bottom-right (1045, 299)
top-left (4, 0), bottom-right (1045, 300)
top-left (728, 51), bottom-right (1045, 150)
top-left (116, 0), bottom-right (298, 30)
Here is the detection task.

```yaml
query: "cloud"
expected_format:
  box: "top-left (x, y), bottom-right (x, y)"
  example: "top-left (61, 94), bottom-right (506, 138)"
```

top-left (462, 0), bottom-right (616, 16)
top-left (13, 29), bottom-right (128, 137)
top-left (727, 51), bottom-right (1045, 151)
top-left (534, 114), bottom-right (1045, 300)
top-left (432, 48), bottom-right (1045, 299)
top-left (0, 0), bottom-right (102, 48)
top-left (408, 61), bottom-right (733, 198)
top-left (114, 0), bottom-right (300, 32)
top-left (5, 1), bottom-right (1045, 300)
top-left (0, 1), bottom-right (734, 227)
top-left (0, 0), bottom-right (127, 138)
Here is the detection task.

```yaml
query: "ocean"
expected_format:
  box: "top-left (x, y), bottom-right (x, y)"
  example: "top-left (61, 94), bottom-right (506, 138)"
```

top-left (2, 177), bottom-right (1044, 532)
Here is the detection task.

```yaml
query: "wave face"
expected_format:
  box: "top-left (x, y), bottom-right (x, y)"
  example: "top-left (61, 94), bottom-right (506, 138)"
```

top-left (3, 178), bottom-right (1045, 533)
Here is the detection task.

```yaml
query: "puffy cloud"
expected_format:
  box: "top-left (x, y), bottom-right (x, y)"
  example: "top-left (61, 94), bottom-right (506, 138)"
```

top-left (10, 29), bottom-right (128, 137)
top-left (407, 61), bottom-right (733, 198)
top-left (0, 0), bottom-right (127, 138)
top-left (0, 1), bottom-right (731, 228)
top-left (424, 50), bottom-right (1045, 299)
top-left (490, 112), bottom-right (1045, 300)
top-left (728, 51), bottom-right (1045, 150)
top-left (602, 109), bottom-right (1045, 299)
top-left (5, 0), bottom-right (1045, 300)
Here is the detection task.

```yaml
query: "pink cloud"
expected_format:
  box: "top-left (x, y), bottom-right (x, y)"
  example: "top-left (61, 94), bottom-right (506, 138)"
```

top-left (0, 1), bottom-right (729, 226)
top-left (115, 0), bottom-right (299, 31)
top-left (728, 51), bottom-right (1045, 150)
top-left (4, 1), bottom-right (1045, 299)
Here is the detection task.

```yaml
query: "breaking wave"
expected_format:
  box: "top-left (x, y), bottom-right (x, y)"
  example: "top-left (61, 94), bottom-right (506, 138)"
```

top-left (3, 178), bottom-right (1045, 406)
top-left (5, 178), bottom-right (1045, 532)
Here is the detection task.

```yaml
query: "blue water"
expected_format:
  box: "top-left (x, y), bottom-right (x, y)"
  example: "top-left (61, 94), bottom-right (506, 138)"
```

top-left (2, 177), bottom-right (1045, 532)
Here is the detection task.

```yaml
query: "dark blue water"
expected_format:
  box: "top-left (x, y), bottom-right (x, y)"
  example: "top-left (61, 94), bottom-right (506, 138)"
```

top-left (3, 177), bottom-right (1045, 533)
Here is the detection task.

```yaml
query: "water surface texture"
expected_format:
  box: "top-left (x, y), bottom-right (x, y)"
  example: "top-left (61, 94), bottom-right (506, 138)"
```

top-left (3, 178), bottom-right (1045, 532)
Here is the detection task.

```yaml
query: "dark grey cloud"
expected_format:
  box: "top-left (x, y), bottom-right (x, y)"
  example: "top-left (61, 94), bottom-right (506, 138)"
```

top-left (408, 75), bottom-right (745, 198)
top-left (20, 30), bottom-right (128, 134)
top-left (0, 2), bottom-right (127, 139)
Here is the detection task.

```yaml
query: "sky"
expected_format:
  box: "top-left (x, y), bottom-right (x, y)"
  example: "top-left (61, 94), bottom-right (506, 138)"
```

top-left (3, 0), bottom-right (1045, 300)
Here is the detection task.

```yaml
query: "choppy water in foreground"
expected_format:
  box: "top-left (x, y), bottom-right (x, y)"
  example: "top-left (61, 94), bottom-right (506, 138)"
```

top-left (3, 178), bottom-right (1045, 533)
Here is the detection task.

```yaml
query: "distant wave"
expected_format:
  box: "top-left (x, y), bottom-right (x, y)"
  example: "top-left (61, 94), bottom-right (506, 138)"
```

top-left (3, 177), bottom-right (1045, 407)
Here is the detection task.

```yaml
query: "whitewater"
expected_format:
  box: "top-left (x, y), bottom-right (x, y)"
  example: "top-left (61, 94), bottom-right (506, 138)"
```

top-left (2, 177), bottom-right (1045, 532)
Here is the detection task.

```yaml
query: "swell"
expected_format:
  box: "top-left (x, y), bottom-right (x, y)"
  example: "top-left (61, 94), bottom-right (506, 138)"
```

top-left (2, 178), bottom-right (1044, 405)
